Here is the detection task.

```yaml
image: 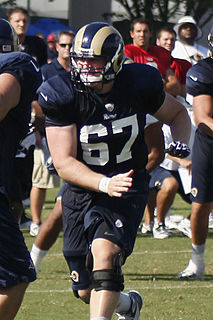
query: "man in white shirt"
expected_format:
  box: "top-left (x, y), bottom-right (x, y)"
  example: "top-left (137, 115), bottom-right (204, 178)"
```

top-left (172, 16), bottom-right (208, 64)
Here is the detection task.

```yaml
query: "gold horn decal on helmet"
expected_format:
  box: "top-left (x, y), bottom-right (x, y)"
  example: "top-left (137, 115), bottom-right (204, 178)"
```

top-left (90, 26), bottom-right (115, 55)
top-left (73, 24), bottom-right (88, 53)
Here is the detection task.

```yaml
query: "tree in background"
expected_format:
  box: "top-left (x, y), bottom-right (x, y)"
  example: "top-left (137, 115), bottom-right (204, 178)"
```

top-left (0, 0), bottom-right (16, 8)
top-left (108, 0), bottom-right (213, 27)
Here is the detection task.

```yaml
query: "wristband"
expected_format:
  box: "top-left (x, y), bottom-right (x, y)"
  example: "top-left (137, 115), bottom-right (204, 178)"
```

top-left (98, 177), bottom-right (110, 193)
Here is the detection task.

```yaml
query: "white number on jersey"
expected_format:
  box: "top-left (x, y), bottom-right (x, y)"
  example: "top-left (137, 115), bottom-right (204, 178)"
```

top-left (80, 114), bottom-right (139, 166)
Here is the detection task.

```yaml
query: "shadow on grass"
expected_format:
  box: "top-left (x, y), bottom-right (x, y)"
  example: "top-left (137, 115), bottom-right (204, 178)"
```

top-left (137, 232), bottom-right (190, 239)
top-left (124, 272), bottom-right (213, 282)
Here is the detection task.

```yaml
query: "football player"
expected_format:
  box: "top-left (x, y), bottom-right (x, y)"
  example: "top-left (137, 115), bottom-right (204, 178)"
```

top-left (0, 19), bottom-right (42, 319)
top-left (178, 26), bottom-right (213, 280)
top-left (38, 22), bottom-right (191, 320)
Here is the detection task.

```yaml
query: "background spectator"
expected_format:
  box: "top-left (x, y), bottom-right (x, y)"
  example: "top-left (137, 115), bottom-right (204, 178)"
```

top-left (172, 16), bottom-right (208, 64)
top-left (46, 33), bottom-right (58, 63)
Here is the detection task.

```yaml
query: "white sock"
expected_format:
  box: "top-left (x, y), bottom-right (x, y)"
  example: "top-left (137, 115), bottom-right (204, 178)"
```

top-left (192, 243), bottom-right (205, 263)
top-left (115, 292), bottom-right (131, 313)
top-left (30, 244), bottom-right (48, 273)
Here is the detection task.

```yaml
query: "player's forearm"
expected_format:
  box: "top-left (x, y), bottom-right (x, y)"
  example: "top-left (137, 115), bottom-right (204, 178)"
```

top-left (55, 156), bottom-right (104, 192)
top-left (146, 149), bottom-right (164, 172)
top-left (169, 106), bottom-right (191, 144)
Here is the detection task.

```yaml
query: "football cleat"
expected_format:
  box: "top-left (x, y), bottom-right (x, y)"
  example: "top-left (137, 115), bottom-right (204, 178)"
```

top-left (30, 222), bottom-right (41, 237)
top-left (178, 259), bottom-right (205, 280)
top-left (153, 221), bottom-right (171, 239)
top-left (177, 218), bottom-right (192, 238)
top-left (165, 214), bottom-right (184, 230)
top-left (141, 221), bottom-right (153, 234)
top-left (208, 212), bottom-right (213, 229)
top-left (116, 290), bottom-right (143, 320)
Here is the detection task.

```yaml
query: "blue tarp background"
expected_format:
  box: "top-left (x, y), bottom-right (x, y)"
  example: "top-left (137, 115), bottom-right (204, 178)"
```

top-left (27, 18), bottom-right (75, 38)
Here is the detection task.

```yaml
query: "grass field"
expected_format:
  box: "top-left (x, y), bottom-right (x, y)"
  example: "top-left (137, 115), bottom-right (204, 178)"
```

top-left (16, 187), bottom-right (213, 320)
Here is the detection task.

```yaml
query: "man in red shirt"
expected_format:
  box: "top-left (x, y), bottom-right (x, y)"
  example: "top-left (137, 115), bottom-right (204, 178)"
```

top-left (156, 26), bottom-right (192, 97)
top-left (125, 18), bottom-right (181, 97)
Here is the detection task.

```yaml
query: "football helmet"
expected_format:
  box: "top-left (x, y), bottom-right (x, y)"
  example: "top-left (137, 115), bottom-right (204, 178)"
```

top-left (208, 26), bottom-right (213, 55)
top-left (70, 22), bottom-right (124, 86)
top-left (0, 19), bottom-right (19, 53)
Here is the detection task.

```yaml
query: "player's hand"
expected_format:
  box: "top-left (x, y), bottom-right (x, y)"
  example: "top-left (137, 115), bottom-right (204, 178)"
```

top-left (108, 169), bottom-right (134, 197)
top-left (98, 170), bottom-right (134, 197)
top-left (179, 159), bottom-right (192, 174)
top-left (165, 141), bottom-right (190, 159)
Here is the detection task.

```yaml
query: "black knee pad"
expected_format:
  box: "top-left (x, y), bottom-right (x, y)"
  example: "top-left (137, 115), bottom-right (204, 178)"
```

top-left (85, 248), bottom-right (93, 272)
top-left (91, 269), bottom-right (124, 292)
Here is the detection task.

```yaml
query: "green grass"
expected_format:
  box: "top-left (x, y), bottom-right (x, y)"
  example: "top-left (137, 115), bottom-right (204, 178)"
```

top-left (16, 189), bottom-right (213, 320)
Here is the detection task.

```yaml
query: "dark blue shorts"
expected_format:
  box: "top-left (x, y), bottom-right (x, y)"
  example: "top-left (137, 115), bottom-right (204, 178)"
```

top-left (190, 129), bottom-right (213, 203)
top-left (149, 166), bottom-right (191, 204)
top-left (8, 146), bottom-right (34, 201)
top-left (0, 194), bottom-right (36, 287)
top-left (62, 171), bottom-right (149, 291)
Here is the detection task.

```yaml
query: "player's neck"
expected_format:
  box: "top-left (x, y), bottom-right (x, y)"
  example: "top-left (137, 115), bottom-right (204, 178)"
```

top-left (133, 42), bottom-right (149, 51)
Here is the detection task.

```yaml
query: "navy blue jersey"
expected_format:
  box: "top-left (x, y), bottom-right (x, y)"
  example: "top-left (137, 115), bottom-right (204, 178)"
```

top-left (38, 62), bottom-right (165, 176)
top-left (0, 52), bottom-right (42, 197)
top-left (186, 57), bottom-right (213, 99)
top-left (41, 58), bottom-right (68, 81)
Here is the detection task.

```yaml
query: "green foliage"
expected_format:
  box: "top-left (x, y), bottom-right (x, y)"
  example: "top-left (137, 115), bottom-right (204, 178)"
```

top-left (0, 0), bottom-right (16, 8)
top-left (16, 190), bottom-right (213, 320)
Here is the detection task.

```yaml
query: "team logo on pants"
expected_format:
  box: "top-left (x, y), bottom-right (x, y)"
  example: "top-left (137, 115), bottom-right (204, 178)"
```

top-left (71, 270), bottom-right (79, 282)
top-left (191, 187), bottom-right (198, 198)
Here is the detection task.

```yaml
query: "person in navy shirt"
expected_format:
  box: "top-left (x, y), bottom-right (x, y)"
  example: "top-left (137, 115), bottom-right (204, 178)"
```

top-left (0, 19), bottom-right (42, 319)
top-left (38, 22), bottom-right (191, 320)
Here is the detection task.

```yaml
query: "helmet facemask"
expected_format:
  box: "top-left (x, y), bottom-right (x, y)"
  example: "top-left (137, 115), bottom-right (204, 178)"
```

top-left (208, 27), bottom-right (213, 57)
top-left (71, 54), bottom-right (107, 86)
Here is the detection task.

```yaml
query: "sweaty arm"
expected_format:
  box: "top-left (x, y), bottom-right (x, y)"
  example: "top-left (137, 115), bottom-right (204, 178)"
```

top-left (153, 92), bottom-right (191, 144)
top-left (193, 94), bottom-right (213, 137)
top-left (0, 73), bottom-right (21, 121)
top-left (46, 124), bottom-right (133, 197)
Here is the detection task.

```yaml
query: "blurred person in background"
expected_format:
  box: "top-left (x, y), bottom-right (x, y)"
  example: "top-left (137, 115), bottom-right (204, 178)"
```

top-left (8, 6), bottom-right (47, 67)
top-left (7, 6), bottom-right (48, 229)
top-left (29, 30), bottom-right (75, 237)
top-left (156, 25), bottom-right (192, 97)
top-left (125, 18), bottom-right (181, 97)
top-left (46, 33), bottom-right (58, 63)
top-left (172, 16), bottom-right (208, 65)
